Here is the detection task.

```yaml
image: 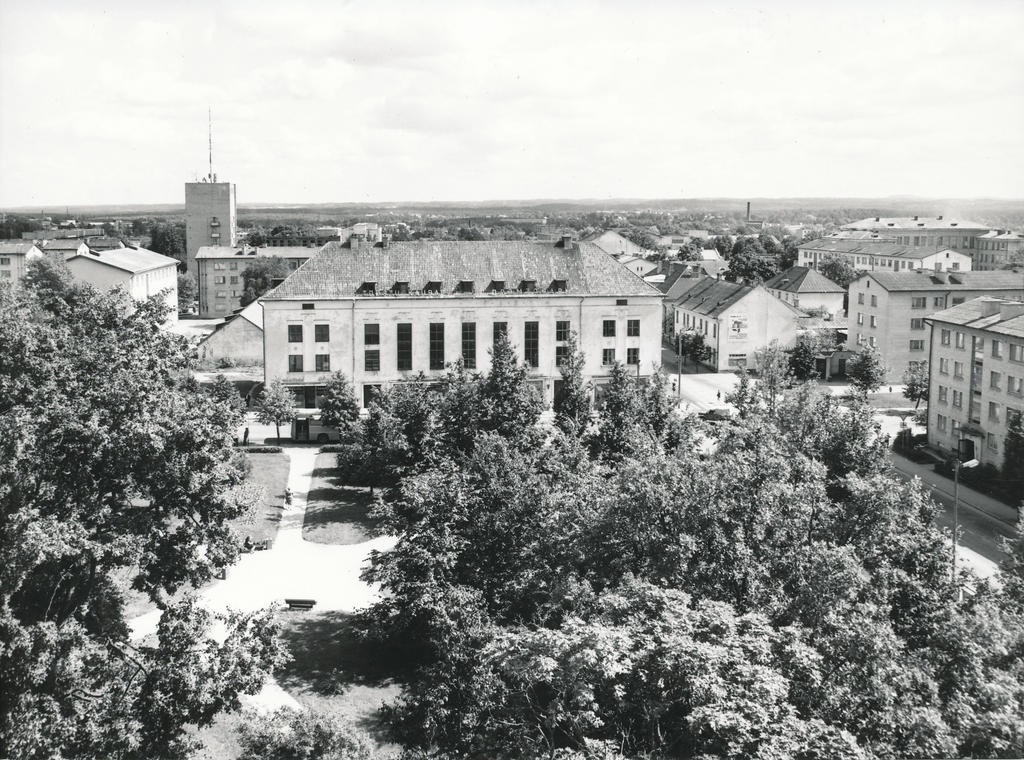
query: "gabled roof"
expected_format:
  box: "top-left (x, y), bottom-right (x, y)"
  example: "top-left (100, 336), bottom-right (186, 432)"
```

top-left (672, 278), bottom-right (753, 318)
top-left (863, 270), bottom-right (1024, 293)
top-left (196, 245), bottom-right (321, 260)
top-left (263, 240), bottom-right (661, 300)
top-left (42, 239), bottom-right (89, 251)
top-left (764, 266), bottom-right (844, 294)
top-left (799, 238), bottom-right (968, 260)
top-left (67, 247), bottom-right (179, 275)
top-left (0, 242), bottom-right (41, 255)
top-left (928, 297), bottom-right (1024, 338)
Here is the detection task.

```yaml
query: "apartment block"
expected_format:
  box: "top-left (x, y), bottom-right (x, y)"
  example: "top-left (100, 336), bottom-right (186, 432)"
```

top-left (797, 238), bottom-right (972, 273)
top-left (927, 297), bottom-right (1024, 468)
top-left (195, 245), bottom-right (319, 318)
top-left (848, 270), bottom-right (1024, 382)
top-left (261, 236), bottom-right (663, 409)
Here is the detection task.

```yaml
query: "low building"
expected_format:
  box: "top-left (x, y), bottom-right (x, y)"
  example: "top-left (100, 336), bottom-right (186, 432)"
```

top-left (195, 245), bottom-right (321, 318)
top-left (198, 301), bottom-right (264, 368)
top-left (41, 239), bottom-right (90, 258)
top-left (670, 278), bottom-right (802, 371)
top-left (0, 242), bottom-right (44, 286)
top-left (848, 270), bottom-right (1024, 382)
top-left (65, 247), bottom-right (179, 323)
top-left (260, 236), bottom-right (663, 409)
top-left (764, 266), bottom-right (846, 318)
top-left (926, 297), bottom-right (1024, 468)
top-left (797, 238), bottom-right (972, 273)
top-left (972, 231), bottom-right (1024, 271)
top-left (582, 230), bottom-right (651, 257)
top-left (618, 255), bottom-right (659, 278)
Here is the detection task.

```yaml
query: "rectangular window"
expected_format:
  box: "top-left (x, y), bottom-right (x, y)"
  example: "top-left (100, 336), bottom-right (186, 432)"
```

top-left (937, 414), bottom-right (947, 432)
top-left (869, 336), bottom-right (876, 347)
top-left (857, 293), bottom-right (864, 305)
top-left (992, 340), bottom-right (1003, 358)
top-left (954, 361), bottom-right (964, 379)
top-left (1009, 376), bottom-right (1024, 396)
top-left (0, 257), bottom-right (9, 265)
top-left (909, 340), bottom-right (925, 351)
top-left (302, 303), bottom-right (315, 310)
top-left (952, 390), bottom-right (963, 408)
top-left (288, 324), bottom-right (303, 343)
top-left (230, 276), bottom-right (239, 284)
top-left (934, 297), bottom-right (944, 308)
top-left (939, 358), bottom-right (949, 374)
top-left (627, 319), bottom-right (640, 337)
top-left (1012, 344), bottom-right (1024, 362)
top-left (397, 323), bottom-right (412, 371)
top-left (952, 297), bottom-right (965, 305)
top-left (603, 320), bottom-right (616, 337)
top-left (314, 324), bottom-right (330, 342)
top-left (989, 402), bottom-right (1001, 422)
top-left (911, 297), bottom-right (926, 309)
top-left (857, 313), bottom-right (864, 325)
top-left (462, 322), bottom-right (476, 369)
top-left (288, 355), bottom-right (304, 372)
top-left (992, 371), bottom-right (1002, 390)
top-left (870, 316), bottom-right (877, 328)
top-left (524, 321), bottom-right (539, 367)
top-left (941, 329), bottom-right (951, 346)
top-left (602, 348), bottom-right (616, 365)
top-left (911, 318), bottom-right (925, 330)
top-left (556, 320), bottom-right (570, 342)
top-left (429, 323), bottom-right (445, 370)
top-left (214, 276), bottom-right (226, 284)
top-left (870, 295), bottom-right (877, 307)
top-left (988, 433), bottom-right (999, 452)
top-left (938, 386), bottom-right (948, 403)
top-left (364, 323), bottom-right (379, 345)
top-left (493, 321), bottom-right (508, 351)
top-left (364, 349), bottom-right (380, 372)
top-left (627, 347), bottom-right (639, 365)
top-left (555, 345), bottom-right (568, 366)
top-left (956, 332), bottom-right (965, 349)
top-left (315, 354), bottom-right (330, 372)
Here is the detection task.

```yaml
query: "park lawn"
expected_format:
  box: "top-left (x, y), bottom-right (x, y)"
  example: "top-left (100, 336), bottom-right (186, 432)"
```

top-left (303, 453), bottom-right (382, 545)
top-left (228, 452), bottom-right (290, 546)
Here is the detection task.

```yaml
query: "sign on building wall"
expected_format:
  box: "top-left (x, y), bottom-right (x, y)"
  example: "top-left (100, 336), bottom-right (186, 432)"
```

top-left (727, 312), bottom-right (748, 340)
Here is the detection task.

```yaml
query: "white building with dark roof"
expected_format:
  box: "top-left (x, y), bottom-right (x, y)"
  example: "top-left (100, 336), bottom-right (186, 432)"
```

top-left (927, 297), bottom-right (1024, 468)
top-left (65, 247), bottom-right (179, 323)
top-left (764, 266), bottom-right (846, 317)
top-left (0, 242), bottom-right (43, 286)
top-left (260, 236), bottom-right (664, 409)
top-left (842, 216), bottom-right (990, 251)
top-left (798, 238), bottom-right (973, 274)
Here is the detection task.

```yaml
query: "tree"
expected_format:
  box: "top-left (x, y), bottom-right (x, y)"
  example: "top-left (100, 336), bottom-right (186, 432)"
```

top-left (22, 255), bottom-right (76, 306)
top-left (207, 373), bottom-right (246, 431)
top-left (726, 237), bottom-right (778, 283)
top-left (591, 362), bottom-right (647, 460)
top-left (902, 361), bottom-right (929, 409)
top-left (1003, 412), bottom-right (1024, 505)
top-left (847, 344), bottom-right (887, 397)
top-left (237, 707), bottom-right (373, 760)
top-left (710, 235), bottom-right (733, 256)
top-left (256, 379), bottom-right (295, 442)
top-left (319, 371), bottom-right (361, 437)
top-left (0, 285), bottom-right (284, 758)
top-left (177, 272), bottom-right (197, 310)
top-left (479, 332), bottom-right (542, 446)
top-left (148, 222), bottom-right (186, 266)
top-left (554, 333), bottom-right (591, 435)
top-left (790, 331), bottom-right (839, 381)
top-left (753, 340), bottom-right (793, 417)
top-left (818, 254), bottom-right (859, 289)
top-left (241, 257), bottom-right (289, 306)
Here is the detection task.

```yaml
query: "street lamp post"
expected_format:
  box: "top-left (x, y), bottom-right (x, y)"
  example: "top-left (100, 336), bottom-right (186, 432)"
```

top-left (952, 440), bottom-right (979, 596)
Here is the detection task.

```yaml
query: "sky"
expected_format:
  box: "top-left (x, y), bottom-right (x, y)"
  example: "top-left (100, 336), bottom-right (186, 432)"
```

top-left (1, 0), bottom-right (1022, 207)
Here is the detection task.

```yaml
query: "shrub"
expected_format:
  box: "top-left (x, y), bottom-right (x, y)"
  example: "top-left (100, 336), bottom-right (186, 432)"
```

top-left (216, 356), bottom-right (237, 369)
top-left (236, 707), bottom-right (373, 760)
top-left (234, 445), bottom-right (283, 453)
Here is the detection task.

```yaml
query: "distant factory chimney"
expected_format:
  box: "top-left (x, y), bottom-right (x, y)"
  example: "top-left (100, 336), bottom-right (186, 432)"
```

top-left (746, 202), bottom-right (751, 222)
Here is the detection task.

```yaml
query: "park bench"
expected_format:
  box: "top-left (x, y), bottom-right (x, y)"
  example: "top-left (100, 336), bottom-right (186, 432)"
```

top-left (283, 598), bottom-right (316, 611)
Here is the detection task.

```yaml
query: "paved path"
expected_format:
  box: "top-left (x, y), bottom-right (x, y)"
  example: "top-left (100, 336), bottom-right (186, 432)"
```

top-left (128, 446), bottom-right (395, 712)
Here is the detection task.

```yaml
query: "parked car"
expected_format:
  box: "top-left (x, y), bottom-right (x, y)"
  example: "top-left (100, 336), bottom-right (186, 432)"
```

top-left (699, 407), bottom-right (734, 422)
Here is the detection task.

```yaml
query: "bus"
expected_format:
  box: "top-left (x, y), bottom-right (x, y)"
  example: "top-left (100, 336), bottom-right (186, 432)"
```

top-left (290, 413), bottom-right (342, 443)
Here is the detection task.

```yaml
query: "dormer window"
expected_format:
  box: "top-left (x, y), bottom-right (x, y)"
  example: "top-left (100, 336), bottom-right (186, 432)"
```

top-left (424, 281), bottom-right (442, 294)
top-left (456, 280), bottom-right (475, 293)
top-left (549, 279), bottom-right (567, 292)
top-left (358, 281), bottom-right (377, 294)
top-left (392, 281), bottom-right (409, 294)
top-left (487, 280), bottom-right (506, 292)
top-left (519, 279), bottom-right (537, 292)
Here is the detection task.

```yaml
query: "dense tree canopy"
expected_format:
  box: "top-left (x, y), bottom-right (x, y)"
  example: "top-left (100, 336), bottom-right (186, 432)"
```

top-left (241, 257), bottom-right (289, 306)
top-left (0, 281), bottom-right (283, 759)
top-left (818, 253), bottom-right (859, 289)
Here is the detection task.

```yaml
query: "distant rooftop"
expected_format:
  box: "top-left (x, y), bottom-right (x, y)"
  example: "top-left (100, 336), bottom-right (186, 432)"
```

top-left (764, 266), bottom-right (845, 294)
top-left (68, 247), bottom-right (179, 275)
top-left (801, 238), bottom-right (966, 260)
top-left (928, 297), bottom-right (1024, 338)
top-left (196, 245), bottom-right (323, 260)
top-left (863, 270), bottom-right (1024, 292)
top-left (843, 216), bottom-right (989, 231)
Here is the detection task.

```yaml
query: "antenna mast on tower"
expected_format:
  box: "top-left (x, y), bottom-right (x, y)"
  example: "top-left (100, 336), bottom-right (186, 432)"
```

top-left (207, 108), bottom-right (216, 182)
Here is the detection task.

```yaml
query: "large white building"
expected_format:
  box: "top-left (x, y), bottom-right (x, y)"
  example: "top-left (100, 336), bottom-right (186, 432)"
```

top-left (261, 236), bottom-right (663, 409)
top-left (797, 238), bottom-right (972, 274)
top-left (65, 247), bottom-right (180, 324)
top-left (927, 297), bottom-right (1024, 468)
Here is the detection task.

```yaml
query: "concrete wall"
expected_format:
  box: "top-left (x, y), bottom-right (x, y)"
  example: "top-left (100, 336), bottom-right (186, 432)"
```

top-left (0, 247), bottom-right (42, 286)
top-left (767, 287), bottom-right (844, 317)
top-left (199, 317), bottom-right (264, 367)
top-left (263, 293), bottom-right (664, 408)
top-left (185, 182), bottom-right (236, 273)
top-left (66, 258), bottom-right (178, 324)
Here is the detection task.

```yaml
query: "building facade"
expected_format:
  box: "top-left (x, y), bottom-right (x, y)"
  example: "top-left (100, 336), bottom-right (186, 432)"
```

top-left (848, 270), bottom-right (1024, 382)
top-left (764, 266), bottom-right (845, 318)
top-left (185, 181), bottom-right (237, 275)
top-left (841, 216), bottom-right (991, 252)
top-left (927, 297), bottom-right (1024, 468)
top-left (65, 247), bottom-right (179, 324)
top-left (0, 242), bottom-right (43, 286)
top-left (195, 245), bottom-right (319, 317)
top-left (972, 231), bottom-right (1024, 271)
top-left (670, 278), bottom-right (802, 371)
top-left (198, 301), bottom-right (264, 367)
top-left (261, 237), bottom-right (663, 409)
top-left (798, 238), bottom-right (972, 273)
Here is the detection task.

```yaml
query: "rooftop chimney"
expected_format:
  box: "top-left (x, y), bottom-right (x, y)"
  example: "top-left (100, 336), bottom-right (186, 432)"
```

top-left (999, 301), bottom-right (1024, 321)
top-left (560, 234), bottom-right (574, 249)
top-left (913, 215), bottom-right (919, 221)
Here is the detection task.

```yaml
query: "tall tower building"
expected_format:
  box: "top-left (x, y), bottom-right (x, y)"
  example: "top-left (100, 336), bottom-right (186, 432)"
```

top-left (184, 111), bottom-right (237, 274)
top-left (185, 181), bottom-right (236, 272)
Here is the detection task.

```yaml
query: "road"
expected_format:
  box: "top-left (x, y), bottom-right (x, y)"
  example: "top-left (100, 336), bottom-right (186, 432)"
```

top-left (888, 452), bottom-right (1016, 578)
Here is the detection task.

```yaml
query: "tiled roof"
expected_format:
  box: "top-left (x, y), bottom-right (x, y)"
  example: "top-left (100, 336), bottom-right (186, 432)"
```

top-left (865, 270), bottom-right (1024, 292)
top-left (672, 278), bottom-right (753, 318)
top-left (42, 239), bottom-right (88, 250)
top-left (929, 297), bottom-right (1024, 338)
top-left (799, 238), bottom-right (965, 260)
top-left (843, 217), bottom-right (989, 231)
top-left (196, 245), bottom-right (321, 260)
top-left (764, 266), bottom-right (845, 294)
top-left (68, 247), bottom-right (179, 274)
top-left (0, 242), bottom-right (39, 255)
top-left (263, 240), bottom-right (662, 300)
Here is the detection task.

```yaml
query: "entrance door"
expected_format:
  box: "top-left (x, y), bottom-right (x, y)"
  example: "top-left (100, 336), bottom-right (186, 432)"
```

top-left (294, 418), bottom-right (310, 442)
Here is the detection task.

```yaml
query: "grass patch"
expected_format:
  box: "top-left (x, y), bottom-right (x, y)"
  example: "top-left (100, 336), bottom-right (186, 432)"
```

top-left (303, 454), bottom-right (382, 545)
top-left (229, 452), bottom-right (290, 546)
top-left (276, 610), bottom-right (403, 752)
